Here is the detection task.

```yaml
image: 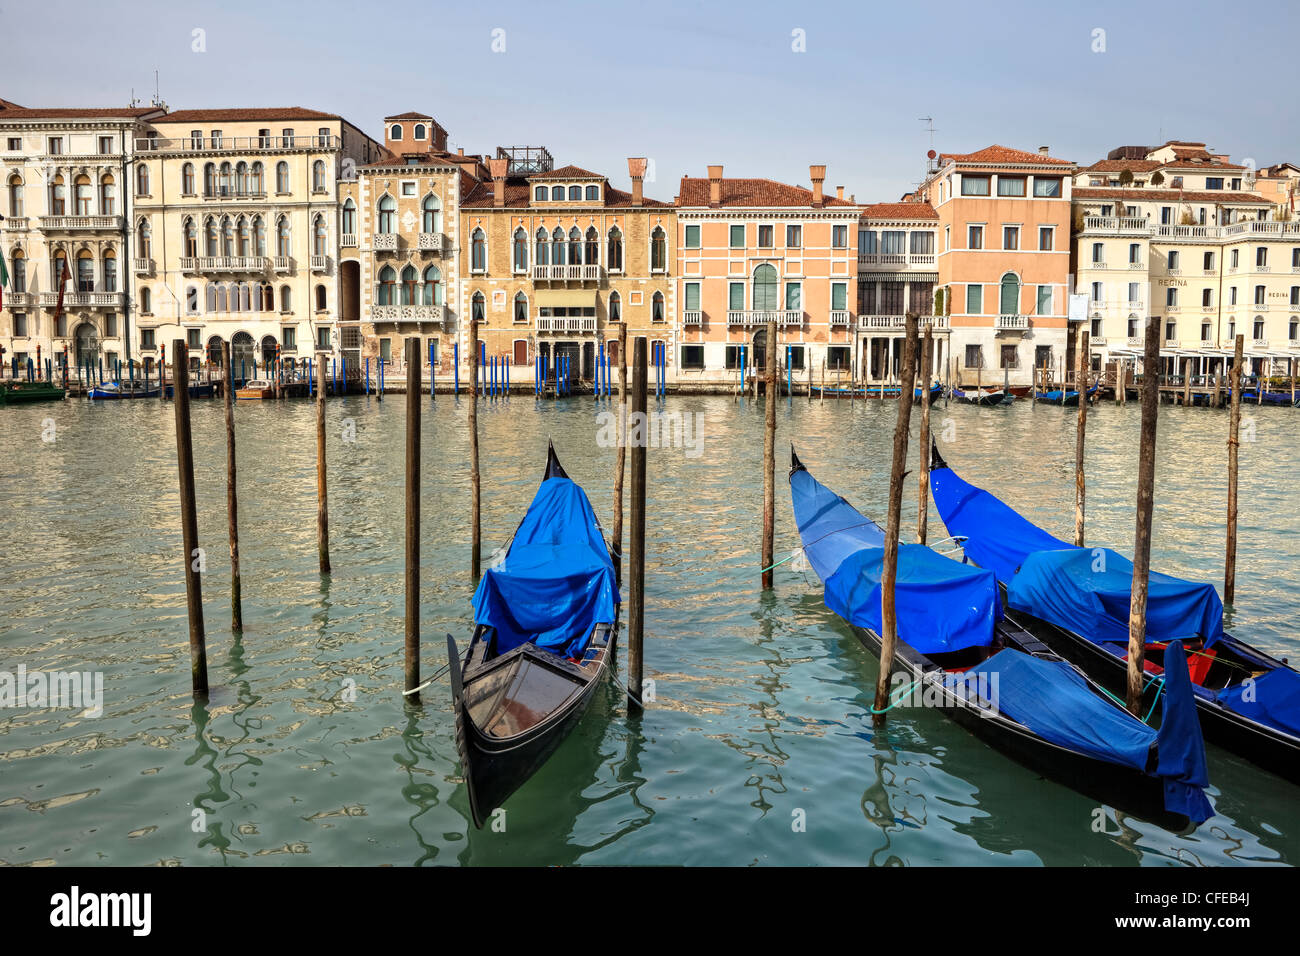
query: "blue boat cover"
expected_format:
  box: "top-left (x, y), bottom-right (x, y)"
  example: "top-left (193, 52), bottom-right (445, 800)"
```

top-left (963, 642), bottom-right (1212, 822)
top-left (471, 475), bottom-right (619, 659)
top-left (792, 465), bottom-right (999, 655)
top-left (930, 464), bottom-right (1224, 648)
top-left (1215, 668), bottom-right (1300, 741)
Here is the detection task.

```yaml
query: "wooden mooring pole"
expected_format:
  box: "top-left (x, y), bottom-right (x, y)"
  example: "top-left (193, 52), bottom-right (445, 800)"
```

top-left (404, 337), bottom-right (421, 697)
top-left (172, 341), bottom-right (208, 699)
top-left (917, 324), bottom-right (933, 544)
top-left (628, 336), bottom-right (648, 711)
top-left (469, 317), bottom-right (481, 583)
top-left (1125, 316), bottom-right (1161, 715)
top-left (612, 322), bottom-right (628, 583)
top-left (1225, 334), bottom-right (1244, 605)
top-left (222, 341), bottom-right (242, 631)
top-left (316, 356), bottom-right (331, 574)
top-left (873, 314), bottom-right (919, 726)
top-left (1075, 329), bottom-right (1089, 547)
top-left (762, 317), bottom-right (777, 589)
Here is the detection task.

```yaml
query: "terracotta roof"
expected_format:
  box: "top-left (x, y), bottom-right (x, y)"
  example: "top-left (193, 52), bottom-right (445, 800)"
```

top-left (939, 144), bottom-right (1074, 167)
top-left (156, 107), bottom-right (340, 123)
top-left (359, 149), bottom-right (460, 169)
top-left (385, 111), bottom-right (433, 120)
top-left (1160, 159), bottom-right (1246, 171)
top-left (0, 98), bottom-right (24, 110)
top-left (861, 201), bottom-right (938, 220)
top-left (1084, 159), bottom-right (1164, 174)
top-left (0, 105), bottom-right (160, 120)
top-left (1073, 187), bottom-right (1270, 205)
top-left (531, 164), bottom-right (604, 180)
top-left (1160, 140), bottom-right (1206, 148)
top-left (676, 176), bottom-right (855, 208)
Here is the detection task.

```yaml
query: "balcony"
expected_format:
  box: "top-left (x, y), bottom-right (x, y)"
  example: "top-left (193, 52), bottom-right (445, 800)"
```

top-left (38, 215), bottom-right (122, 232)
top-left (133, 257), bottom-right (154, 275)
top-left (38, 292), bottom-right (123, 308)
top-left (1081, 216), bottom-right (1150, 235)
top-left (536, 315), bottom-right (597, 334)
top-left (682, 310), bottom-right (703, 327)
top-left (371, 305), bottom-right (442, 324)
top-left (273, 256), bottom-right (293, 273)
top-left (857, 252), bottom-right (936, 268)
top-left (726, 310), bottom-right (803, 328)
top-left (372, 234), bottom-right (399, 252)
top-left (2, 217), bottom-right (29, 232)
top-left (6, 292), bottom-right (36, 308)
top-left (995, 314), bottom-right (1029, 331)
top-left (829, 310), bottom-right (852, 327)
top-left (310, 255), bottom-right (330, 273)
top-left (341, 233), bottom-right (357, 247)
top-left (1127, 336), bottom-right (1144, 348)
top-left (180, 256), bottom-right (269, 273)
top-left (1091, 335), bottom-right (1108, 346)
top-left (857, 314), bottom-right (948, 330)
top-left (1223, 221), bottom-right (1300, 238)
top-left (532, 264), bottom-right (603, 282)
top-left (416, 233), bottom-right (448, 254)
top-left (134, 134), bottom-right (341, 153)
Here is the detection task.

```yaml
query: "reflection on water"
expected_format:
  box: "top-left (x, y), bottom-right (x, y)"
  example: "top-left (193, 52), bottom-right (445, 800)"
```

top-left (0, 395), bottom-right (1295, 865)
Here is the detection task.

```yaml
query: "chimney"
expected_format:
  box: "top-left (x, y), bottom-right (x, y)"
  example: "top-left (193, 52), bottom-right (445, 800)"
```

top-left (707, 165), bottom-right (723, 207)
top-left (810, 165), bottom-right (826, 207)
top-left (628, 157), bottom-right (647, 207)
top-left (1038, 146), bottom-right (1050, 156)
top-left (458, 147), bottom-right (464, 156)
top-left (836, 185), bottom-right (844, 201)
top-left (487, 158), bottom-right (508, 208)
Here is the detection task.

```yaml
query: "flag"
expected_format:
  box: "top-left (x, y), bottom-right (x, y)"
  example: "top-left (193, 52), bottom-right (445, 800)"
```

top-left (0, 253), bottom-right (7, 313)
top-left (54, 257), bottom-right (69, 322)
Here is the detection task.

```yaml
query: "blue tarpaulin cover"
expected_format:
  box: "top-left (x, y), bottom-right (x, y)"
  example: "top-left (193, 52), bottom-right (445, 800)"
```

top-left (792, 464), bottom-right (1000, 655)
top-left (1216, 668), bottom-right (1300, 740)
top-left (963, 642), bottom-right (1213, 822)
top-left (930, 464), bottom-right (1224, 648)
top-left (472, 475), bottom-right (619, 659)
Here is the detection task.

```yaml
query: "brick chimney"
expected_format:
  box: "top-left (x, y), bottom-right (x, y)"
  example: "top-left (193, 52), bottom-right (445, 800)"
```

top-left (487, 158), bottom-right (508, 208)
top-left (836, 185), bottom-right (844, 201)
top-left (708, 165), bottom-right (723, 207)
top-left (628, 157), bottom-right (647, 207)
top-left (810, 165), bottom-right (826, 207)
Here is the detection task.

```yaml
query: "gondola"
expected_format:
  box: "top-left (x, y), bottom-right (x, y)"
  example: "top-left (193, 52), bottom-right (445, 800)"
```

top-left (929, 442), bottom-right (1300, 784)
top-left (164, 382), bottom-right (216, 399)
top-left (951, 386), bottom-right (1013, 406)
top-left (790, 448), bottom-right (1214, 829)
top-left (449, 442), bottom-right (621, 828)
top-left (88, 381), bottom-right (161, 400)
top-left (1038, 384), bottom-right (1099, 406)
top-left (1240, 389), bottom-right (1298, 407)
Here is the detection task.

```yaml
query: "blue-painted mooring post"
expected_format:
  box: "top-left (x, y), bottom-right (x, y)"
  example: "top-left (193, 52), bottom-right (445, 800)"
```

top-left (429, 341), bottom-right (436, 400)
top-left (454, 343), bottom-right (459, 395)
top-left (365, 357), bottom-right (370, 395)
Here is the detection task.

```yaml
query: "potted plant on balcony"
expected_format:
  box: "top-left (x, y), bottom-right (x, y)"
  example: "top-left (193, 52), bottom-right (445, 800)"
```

top-left (1150, 171), bottom-right (1164, 186)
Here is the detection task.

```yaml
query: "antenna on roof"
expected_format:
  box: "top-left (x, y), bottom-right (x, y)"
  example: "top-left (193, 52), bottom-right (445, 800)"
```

top-left (919, 116), bottom-right (939, 174)
top-left (150, 70), bottom-right (167, 111)
top-left (129, 88), bottom-right (140, 108)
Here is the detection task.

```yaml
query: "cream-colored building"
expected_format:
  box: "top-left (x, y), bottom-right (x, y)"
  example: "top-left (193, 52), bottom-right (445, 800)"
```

top-left (131, 107), bottom-right (381, 376)
top-left (1, 99), bottom-right (163, 377)
top-left (1071, 141), bottom-right (1298, 379)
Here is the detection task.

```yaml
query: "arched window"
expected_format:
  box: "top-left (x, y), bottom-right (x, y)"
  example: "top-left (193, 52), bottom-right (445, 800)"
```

top-left (513, 228), bottom-right (528, 272)
top-left (221, 216), bottom-right (234, 257)
top-left (651, 226), bottom-right (667, 272)
top-left (1254, 315), bottom-right (1265, 339)
top-left (204, 217), bottom-right (218, 256)
top-left (249, 162), bottom-right (263, 194)
top-left (235, 161), bottom-right (248, 195)
top-left (183, 217), bottom-right (197, 257)
top-left (552, 226), bottom-right (566, 265)
top-left (253, 216), bottom-right (266, 256)
top-left (203, 163), bottom-right (216, 196)
top-left (260, 282), bottom-right (274, 311)
top-left (585, 227), bottom-right (599, 266)
top-left (568, 185), bottom-right (581, 201)
top-left (342, 198), bottom-right (356, 235)
top-left (1201, 321), bottom-right (1212, 342)
top-left (73, 175), bottom-right (92, 215)
top-left (237, 283), bottom-right (251, 312)
top-left (514, 291), bottom-right (528, 324)
top-left (99, 173), bottom-right (115, 215)
top-left (51, 250), bottom-right (68, 288)
top-left (753, 264), bottom-right (778, 310)
top-left (550, 185), bottom-right (564, 201)
top-left (185, 285), bottom-right (199, 315)
top-left (471, 228), bottom-right (486, 272)
top-left (378, 195), bottom-right (396, 234)
top-left (378, 266), bottom-right (396, 305)
top-left (218, 162), bottom-right (232, 196)
top-left (609, 290), bottom-right (621, 323)
top-left (138, 219), bottom-right (152, 258)
top-left (472, 291), bottom-right (486, 323)
top-left (414, 124), bottom-right (426, 140)
top-left (422, 265), bottom-right (441, 306)
top-left (182, 163), bottom-right (195, 194)
top-left (139, 286), bottom-right (151, 313)
top-left (313, 214), bottom-right (327, 256)
top-left (999, 272), bottom-right (1020, 315)
top-left (50, 175), bottom-right (66, 215)
top-left (275, 161), bottom-right (289, 193)
top-left (316, 284), bottom-right (327, 311)
top-left (585, 185), bottom-right (599, 201)
top-left (422, 193), bottom-right (441, 233)
top-left (390, 124), bottom-right (403, 140)
top-left (607, 226), bottom-right (623, 272)
top-left (276, 217), bottom-right (291, 258)
top-left (568, 226), bottom-right (583, 264)
top-left (237, 216), bottom-right (250, 256)
top-left (214, 283), bottom-right (228, 312)
top-left (400, 265), bottom-right (418, 305)
top-left (8, 250), bottom-right (24, 293)
top-left (7, 174), bottom-right (23, 217)
top-left (136, 164), bottom-right (149, 196)
top-left (652, 291), bottom-right (665, 322)
top-left (280, 285), bottom-right (292, 311)
top-left (102, 249), bottom-right (117, 292)
top-left (312, 159), bottom-right (326, 192)
top-left (535, 186), bottom-right (547, 202)
top-left (1290, 317), bottom-right (1299, 342)
top-left (535, 227), bottom-right (549, 266)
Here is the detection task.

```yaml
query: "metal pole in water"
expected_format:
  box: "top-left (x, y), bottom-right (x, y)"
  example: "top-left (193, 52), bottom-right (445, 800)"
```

top-left (1225, 334), bottom-right (1244, 605)
top-left (222, 340), bottom-right (242, 631)
top-left (1075, 328), bottom-right (1089, 547)
top-left (917, 324), bottom-right (933, 545)
top-left (454, 342), bottom-right (459, 395)
top-left (469, 316), bottom-right (481, 582)
top-left (873, 314), bottom-right (919, 726)
top-left (404, 337), bottom-right (421, 698)
top-left (628, 336), bottom-right (648, 712)
top-left (317, 357), bottom-right (331, 574)
top-left (172, 340), bottom-right (208, 700)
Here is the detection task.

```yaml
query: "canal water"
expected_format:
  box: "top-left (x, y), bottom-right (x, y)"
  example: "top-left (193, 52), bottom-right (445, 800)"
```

top-left (0, 391), bottom-right (1296, 866)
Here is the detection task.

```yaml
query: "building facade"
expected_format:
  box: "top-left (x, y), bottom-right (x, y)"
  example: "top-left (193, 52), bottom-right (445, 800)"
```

top-left (674, 165), bottom-right (859, 385)
top-left (918, 145), bottom-right (1077, 387)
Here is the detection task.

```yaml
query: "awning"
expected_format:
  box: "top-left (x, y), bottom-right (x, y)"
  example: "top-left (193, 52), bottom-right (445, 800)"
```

top-left (535, 290), bottom-right (597, 308)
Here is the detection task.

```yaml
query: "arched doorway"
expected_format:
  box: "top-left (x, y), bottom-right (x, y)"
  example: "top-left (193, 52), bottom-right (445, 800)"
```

top-left (74, 321), bottom-right (99, 368)
top-left (207, 335), bottom-right (224, 367)
top-left (260, 334), bottom-right (278, 364)
top-left (752, 328), bottom-right (767, 371)
top-left (231, 331), bottom-right (255, 378)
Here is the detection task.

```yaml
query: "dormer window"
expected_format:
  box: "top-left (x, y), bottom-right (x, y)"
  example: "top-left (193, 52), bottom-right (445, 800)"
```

top-left (535, 186), bottom-right (547, 201)
top-left (568, 185), bottom-right (581, 200)
top-left (414, 124), bottom-right (427, 140)
top-left (551, 185), bottom-right (564, 201)
top-left (585, 185), bottom-right (599, 201)
top-left (390, 124), bottom-right (403, 141)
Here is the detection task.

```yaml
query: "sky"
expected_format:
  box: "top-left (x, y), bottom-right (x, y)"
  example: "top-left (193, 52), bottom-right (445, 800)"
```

top-left (5, 0), bottom-right (1298, 202)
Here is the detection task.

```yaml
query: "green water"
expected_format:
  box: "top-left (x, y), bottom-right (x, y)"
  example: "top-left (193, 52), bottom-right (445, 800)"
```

top-left (0, 392), bottom-right (1296, 866)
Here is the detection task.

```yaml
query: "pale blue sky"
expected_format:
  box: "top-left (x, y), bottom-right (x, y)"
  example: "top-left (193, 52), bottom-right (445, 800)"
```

top-left (5, 0), bottom-right (1296, 201)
